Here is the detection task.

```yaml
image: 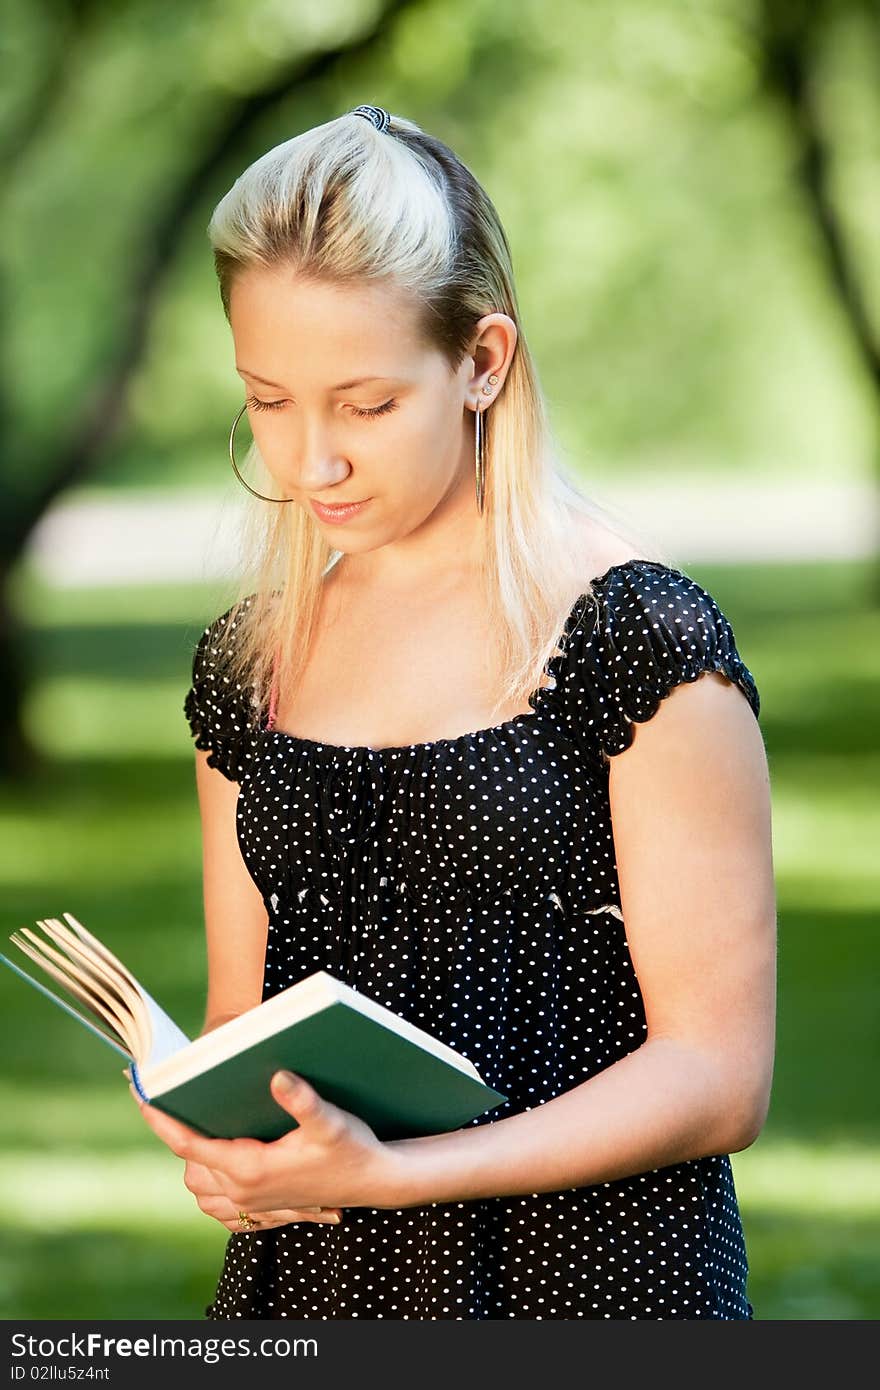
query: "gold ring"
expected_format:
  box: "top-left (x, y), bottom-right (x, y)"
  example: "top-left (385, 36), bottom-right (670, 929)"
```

top-left (237, 1210), bottom-right (257, 1231)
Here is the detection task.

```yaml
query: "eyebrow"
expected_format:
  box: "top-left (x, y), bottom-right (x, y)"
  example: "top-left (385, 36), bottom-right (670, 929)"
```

top-left (236, 367), bottom-right (395, 391)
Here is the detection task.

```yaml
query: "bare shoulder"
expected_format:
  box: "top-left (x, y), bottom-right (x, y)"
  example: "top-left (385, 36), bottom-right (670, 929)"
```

top-left (572, 513), bottom-right (655, 586)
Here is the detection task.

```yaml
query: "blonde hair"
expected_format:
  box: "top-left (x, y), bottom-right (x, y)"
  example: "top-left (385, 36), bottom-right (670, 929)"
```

top-left (205, 108), bottom-right (668, 732)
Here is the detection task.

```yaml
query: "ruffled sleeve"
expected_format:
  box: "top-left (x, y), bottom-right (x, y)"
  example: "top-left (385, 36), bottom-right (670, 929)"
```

top-left (559, 560), bottom-right (761, 763)
top-left (183, 597), bottom-right (261, 784)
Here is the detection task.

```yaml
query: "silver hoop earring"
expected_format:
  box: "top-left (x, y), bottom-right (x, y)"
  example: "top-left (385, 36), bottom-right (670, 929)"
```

top-left (229, 402), bottom-right (293, 503)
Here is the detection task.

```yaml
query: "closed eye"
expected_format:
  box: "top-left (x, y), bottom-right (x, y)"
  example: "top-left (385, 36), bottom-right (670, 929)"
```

top-left (350, 399), bottom-right (399, 418)
top-left (246, 395), bottom-right (399, 419)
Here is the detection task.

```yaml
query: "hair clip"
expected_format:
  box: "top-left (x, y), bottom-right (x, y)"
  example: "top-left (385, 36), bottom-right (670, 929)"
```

top-left (350, 104), bottom-right (391, 134)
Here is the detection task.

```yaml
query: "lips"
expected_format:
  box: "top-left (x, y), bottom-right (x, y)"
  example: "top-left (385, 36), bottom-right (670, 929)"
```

top-left (309, 497), bottom-right (371, 523)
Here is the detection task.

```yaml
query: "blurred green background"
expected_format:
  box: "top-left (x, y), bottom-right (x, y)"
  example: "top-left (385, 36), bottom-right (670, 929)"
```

top-left (1, 0), bottom-right (878, 1320)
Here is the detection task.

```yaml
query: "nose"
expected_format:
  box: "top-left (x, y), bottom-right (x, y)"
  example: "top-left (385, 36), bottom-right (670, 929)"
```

top-left (284, 418), bottom-right (353, 498)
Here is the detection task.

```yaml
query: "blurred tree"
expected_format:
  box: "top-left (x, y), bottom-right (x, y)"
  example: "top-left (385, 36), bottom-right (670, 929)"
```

top-left (756, 0), bottom-right (880, 591)
top-left (0, 0), bottom-right (103, 778)
top-left (0, 0), bottom-right (413, 779)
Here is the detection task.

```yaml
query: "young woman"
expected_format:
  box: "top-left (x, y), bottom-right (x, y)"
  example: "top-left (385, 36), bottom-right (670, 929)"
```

top-left (134, 104), bottom-right (776, 1320)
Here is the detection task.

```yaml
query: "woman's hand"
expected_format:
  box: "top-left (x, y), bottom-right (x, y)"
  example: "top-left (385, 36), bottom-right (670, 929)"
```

top-left (128, 1068), bottom-right (401, 1232)
top-left (177, 1155), bottom-right (343, 1233)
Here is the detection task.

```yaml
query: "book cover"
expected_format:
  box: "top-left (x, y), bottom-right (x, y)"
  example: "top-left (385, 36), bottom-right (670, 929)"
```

top-left (1, 914), bottom-right (508, 1142)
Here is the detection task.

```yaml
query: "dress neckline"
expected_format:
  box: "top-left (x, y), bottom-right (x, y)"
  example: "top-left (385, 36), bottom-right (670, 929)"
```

top-left (259, 558), bottom-right (675, 757)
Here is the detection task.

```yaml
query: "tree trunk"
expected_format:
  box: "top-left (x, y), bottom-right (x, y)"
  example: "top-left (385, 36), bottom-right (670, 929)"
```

top-left (0, 573), bottom-right (42, 782)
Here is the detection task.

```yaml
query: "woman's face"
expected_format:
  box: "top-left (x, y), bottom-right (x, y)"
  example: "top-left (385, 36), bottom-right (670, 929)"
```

top-left (228, 267), bottom-right (511, 567)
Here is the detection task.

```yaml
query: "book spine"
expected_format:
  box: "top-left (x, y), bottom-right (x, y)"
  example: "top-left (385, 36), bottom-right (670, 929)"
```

top-left (129, 1060), bottom-right (151, 1104)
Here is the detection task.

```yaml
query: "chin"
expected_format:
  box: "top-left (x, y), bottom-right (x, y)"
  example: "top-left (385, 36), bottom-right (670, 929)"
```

top-left (325, 532), bottom-right (381, 555)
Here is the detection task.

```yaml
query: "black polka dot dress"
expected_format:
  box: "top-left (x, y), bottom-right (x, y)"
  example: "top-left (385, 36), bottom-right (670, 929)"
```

top-left (183, 560), bottom-right (761, 1320)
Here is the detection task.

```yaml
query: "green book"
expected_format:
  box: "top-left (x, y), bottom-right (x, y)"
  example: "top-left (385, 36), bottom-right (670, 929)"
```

top-left (1, 912), bottom-right (507, 1141)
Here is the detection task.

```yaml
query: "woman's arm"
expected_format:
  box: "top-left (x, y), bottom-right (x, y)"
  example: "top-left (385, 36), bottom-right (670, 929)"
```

top-left (377, 670), bottom-right (777, 1208)
top-left (194, 748), bottom-right (268, 1035)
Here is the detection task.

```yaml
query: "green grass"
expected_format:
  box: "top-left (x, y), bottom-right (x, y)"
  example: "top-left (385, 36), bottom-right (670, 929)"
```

top-left (1, 560), bottom-right (878, 1319)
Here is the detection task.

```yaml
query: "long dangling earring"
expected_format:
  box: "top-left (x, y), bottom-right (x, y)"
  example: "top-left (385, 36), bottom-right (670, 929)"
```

top-left (228, 402), bottom-right (293, 502)
top-left (475, 374), bottom-right (498, 516)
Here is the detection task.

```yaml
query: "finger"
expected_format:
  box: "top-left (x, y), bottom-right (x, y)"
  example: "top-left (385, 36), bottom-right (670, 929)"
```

top-left (184, 1159), bottom-right (226, 1197)
top-left (132, 1093), bottom-right (239, 1167)
top-left (195, 1189), bottom-right (343, 1226)
top-left (222, 1208), bottom-right (343, 1233)
top-left (247, 1206), bottom-right (343, 1224)
top-left (269, 1070), bottom-right (333, 1128)
top-left (289, 1207), bottom-right (343, 1224)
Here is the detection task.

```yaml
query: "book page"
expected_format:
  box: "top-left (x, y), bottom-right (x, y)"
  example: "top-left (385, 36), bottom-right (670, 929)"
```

top-left (0, 951), bottom-right (131, 1059)
top-left (16, 926), bottom-right (138, 1050)
top-left (8, 932), bottom-right (138, 1051)
top-left (61, 912), bottom-right (151, 997)
top-left (140, 989), bottom-right (192, 1068)
top-left (39, 917), bottom-right (132, 1009)
top-left (36, 918), bottom-right (149, 1059)
top-left (30, 916), bottom-right (190, 1068)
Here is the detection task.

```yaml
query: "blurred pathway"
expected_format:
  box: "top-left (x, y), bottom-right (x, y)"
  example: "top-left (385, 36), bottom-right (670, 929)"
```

top-left (24, 478), bottom-right (879, 587)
